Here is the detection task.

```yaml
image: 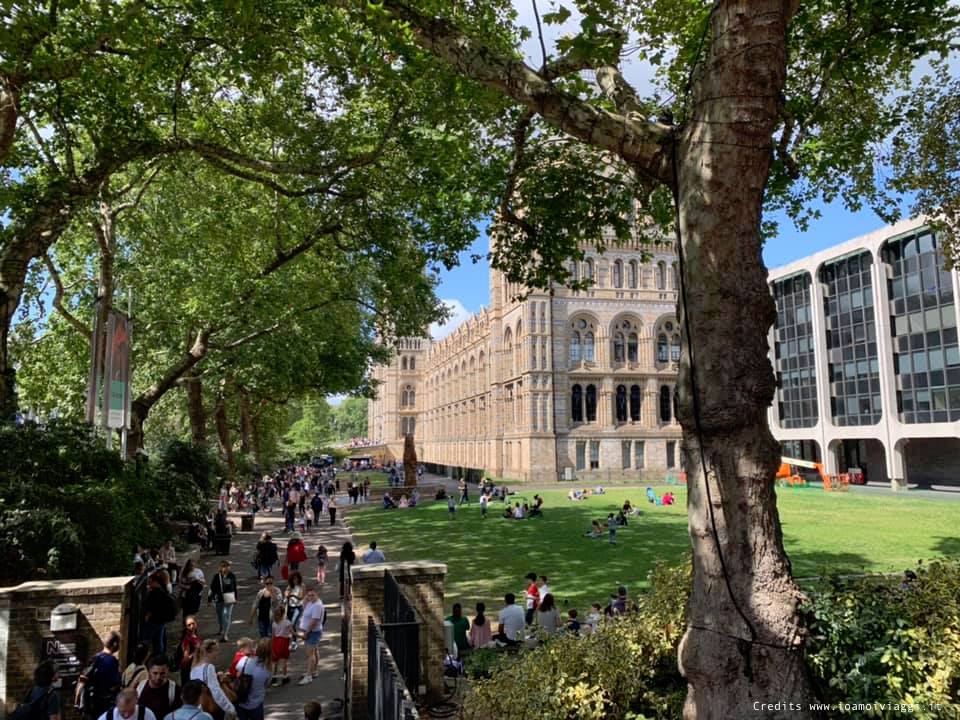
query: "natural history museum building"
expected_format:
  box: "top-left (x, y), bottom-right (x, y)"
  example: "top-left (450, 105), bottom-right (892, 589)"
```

top-left (367, 240), bottom-right (684, 483)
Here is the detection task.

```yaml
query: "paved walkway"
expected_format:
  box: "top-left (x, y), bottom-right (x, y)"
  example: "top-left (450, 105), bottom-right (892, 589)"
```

top-left (188, 500), bottom-right (352, 720)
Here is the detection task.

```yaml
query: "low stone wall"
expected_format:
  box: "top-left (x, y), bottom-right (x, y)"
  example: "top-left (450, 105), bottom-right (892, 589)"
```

top-left (0, 577), bottom-right (132, 720)
top-left (348, 562), bottom-right (446, 720)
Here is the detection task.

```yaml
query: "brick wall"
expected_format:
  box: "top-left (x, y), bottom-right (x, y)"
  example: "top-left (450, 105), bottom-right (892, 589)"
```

top-left (0, 577), bottom-right (132, 720)
top-left (347, 562), bottom-right (446, 720)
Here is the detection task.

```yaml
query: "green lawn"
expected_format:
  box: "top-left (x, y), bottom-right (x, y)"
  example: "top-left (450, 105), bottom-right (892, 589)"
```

top-left (343, 487), bottom-right (960, 614)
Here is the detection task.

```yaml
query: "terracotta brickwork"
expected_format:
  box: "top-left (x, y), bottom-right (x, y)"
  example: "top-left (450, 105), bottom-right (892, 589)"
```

top-left (347, 562), bottom-right (446, 720)
top-left (0, 577), bottom-right (133, 720)
top-left (369, 244), bottom-right (684, 481)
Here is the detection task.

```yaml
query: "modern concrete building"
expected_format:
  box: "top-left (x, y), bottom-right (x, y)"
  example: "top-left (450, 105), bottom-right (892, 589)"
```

top-left (367, 239), bottom-right (684, 482)
top-left (768, 217), bottom-right (960, 489)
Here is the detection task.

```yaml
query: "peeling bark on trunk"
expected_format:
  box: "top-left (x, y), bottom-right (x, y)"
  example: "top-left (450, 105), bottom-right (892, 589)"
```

top-left (215, 397), bottom-right (235, 478)
top-left (186, 373), bottom-right (206, 445)
top-left (403, 434), bottom-right (417, 487)
top-left (675, 2), bottom-right (815, 717)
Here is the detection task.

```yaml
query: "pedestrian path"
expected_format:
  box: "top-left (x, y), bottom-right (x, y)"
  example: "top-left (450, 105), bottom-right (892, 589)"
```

top-left (189, 502), bottom-right (352, 720)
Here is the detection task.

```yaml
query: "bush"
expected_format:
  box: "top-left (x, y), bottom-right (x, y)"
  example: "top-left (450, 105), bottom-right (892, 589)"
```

top-left (159, 439), bottom-right (219, 493)
top-left (462, 560), bottom-right (690, 720)
top-left (0, 420), bottom-right (209, 584)
top-left (804, 561), bottom-right (960, 718)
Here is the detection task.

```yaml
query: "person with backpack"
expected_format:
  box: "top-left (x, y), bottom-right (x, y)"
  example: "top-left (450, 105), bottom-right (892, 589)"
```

top-left (208, 561), bottom-right (239, 642)
top-left (122, 643), bottom-right (151, 690)
top-left (161, 680), bottom-right (213, 720)
top-left (12, 660), bottom-right (60, 720)
top-left (75, 632), bottom-right (123, 720)
top-left (136, 657), bottom-right (180, 720)
top-left (234, 638), bottom-right (271, 720)
top-left (98, 688), bottom-right (156, 720)
top-left (143, 573), bottom-right (177, 657)
top-left (254, 534), bottom-right (278, 579)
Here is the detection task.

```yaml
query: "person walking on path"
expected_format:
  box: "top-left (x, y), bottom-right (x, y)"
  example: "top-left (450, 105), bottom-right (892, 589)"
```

top-left (209, 561), bottom-right (239, 642)
top-left (269, 607), bottom-right (293, 686)
top-left (162, 681), bottom-right (213, 720)
top-left (296, 588), bottom-right (325, 686)
top-left (189, 640), bottom-right (235, 720)
top-left (99, 688), bottom-right (156, 720)
top-left (285, 533), bottom-right (307, 573)
top-left (75, 631), bottom-right (122, 720)
top-left (327, 496), bottom-right (338, 527)
top-left (315, 546), bottom-right (327, 585)
top-left (235, 639), bottom-right (272, 720)
top-left (254, 534), bottom-right (278, 580)
top-left (135, 657), bottom-right (180, 720)
top-left (173, 617), bottom-right (201, 687)
top-left (337, 542), bottom-right (355, 599)
top-left (249, 577), bottom-right (282, 639)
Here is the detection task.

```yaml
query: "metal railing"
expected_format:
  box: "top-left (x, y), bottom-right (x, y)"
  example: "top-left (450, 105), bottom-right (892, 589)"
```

top-left (382, 571), bottom-right (420, 694)
top-left (368, 618), bottom-right (420, 720)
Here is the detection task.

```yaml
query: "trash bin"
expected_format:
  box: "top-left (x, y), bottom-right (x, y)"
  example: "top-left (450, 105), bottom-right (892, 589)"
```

top-left (214, 533), bottom-right (231, 556)
top-left (241, 514), bottom-right (254, 532)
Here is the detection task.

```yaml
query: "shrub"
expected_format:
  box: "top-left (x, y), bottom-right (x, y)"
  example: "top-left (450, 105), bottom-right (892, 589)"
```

top-left (804, 560), bottom-right (960, 718)
top-left (462, 560), bottom-right (690, 720)
top-left (0, 420), bottom-right (209, 584)
top-left (159, 439), bottom-right (219, 493)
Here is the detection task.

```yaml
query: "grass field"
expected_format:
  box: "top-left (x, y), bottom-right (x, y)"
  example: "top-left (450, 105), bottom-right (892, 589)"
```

top-left (343, 487), bottom-right (960, 614)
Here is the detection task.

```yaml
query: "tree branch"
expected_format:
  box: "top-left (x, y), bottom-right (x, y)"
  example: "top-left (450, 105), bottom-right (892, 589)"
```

top-left (260, 222), bottom-right (344, 277)
top-left (363, 0), bottom-right (674, 184)
top-left (595, 65), bottom-right (645, 116)
top-left (540, 29), bottom-right (628, 80)
top-left (112, 164), bottom-right (163, 217)
top-left (22, 112), bottom-right (61, 173)
top-left (42, 254), bottom-right (92, 340)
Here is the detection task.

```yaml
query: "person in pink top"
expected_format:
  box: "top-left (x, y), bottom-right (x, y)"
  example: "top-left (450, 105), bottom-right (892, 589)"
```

top-left (468, 602), bottom-right (492, 649)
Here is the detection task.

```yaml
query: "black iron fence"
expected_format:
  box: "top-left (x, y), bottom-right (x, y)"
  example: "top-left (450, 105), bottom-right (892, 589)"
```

top-left (125, 573), bottom-right (148, 664)
top-left (368, 618), bottom-right (420, 720)
top-left (382, 571), bottom-right (420, 694)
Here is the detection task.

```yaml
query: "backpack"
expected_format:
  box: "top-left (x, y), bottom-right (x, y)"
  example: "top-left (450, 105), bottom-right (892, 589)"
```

top-left (10, 687), bottom-right (52, 720)
top-left (233, 659), bottom-right (253, 705)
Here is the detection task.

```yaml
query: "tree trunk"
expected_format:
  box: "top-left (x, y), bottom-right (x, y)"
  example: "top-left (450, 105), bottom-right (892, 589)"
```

top-left (239, 394), bottom-right (252, 455)
top-left (215, 397), bottom-right (235, 478)
top-left (0, 244), bottom-right (33, 421)
top-left (251, 411), bottom-right (263, 473)
top-left (675, 2), bottom-right (816, 717)
top-left (185, 373), bottom-right (206, 445)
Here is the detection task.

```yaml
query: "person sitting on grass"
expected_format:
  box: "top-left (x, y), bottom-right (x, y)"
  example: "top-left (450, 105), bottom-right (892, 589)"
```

top-left (469, 603), bottom-right (492, 649)
top-left (410, 489), bottom-right (420, 507)
top-left (529, 495), bottom-right (544, 518)
top-left (513, 502), bottom-right (525, 520)
top-left (502, 505), bottom-right (514, 520)
top-left (398, 494), bottom-right (409, 508)
top-left (566, 609), bottom-right (581, 635)
top-left (446, 603), bottom-right (471, 656)
top-left (594, 486), bottom-right (605, 495)
top-left (493, 594), bottom-right (524, 646)
top-left (616, 510), bottom-right (628, 527)
top-left (662, 492), bottom-right (676, 506)
top-left (622, 500), bottom-right (634, 515)
top-left (382, 492), bottom-right (397, 510)
top-left (584, 520), bottom-right (603, 538)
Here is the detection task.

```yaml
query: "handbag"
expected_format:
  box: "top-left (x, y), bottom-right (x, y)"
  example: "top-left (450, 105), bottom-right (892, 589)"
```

top-left (222, 591), bottom-right (236, 605)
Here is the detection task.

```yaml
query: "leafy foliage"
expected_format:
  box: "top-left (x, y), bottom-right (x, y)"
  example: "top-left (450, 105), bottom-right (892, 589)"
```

top-left (0, 419), bottom-right (207, 584)
top-left (462, 560), bottom-right (690, 720)
top-left (804, 561), bottom-right (960, 717)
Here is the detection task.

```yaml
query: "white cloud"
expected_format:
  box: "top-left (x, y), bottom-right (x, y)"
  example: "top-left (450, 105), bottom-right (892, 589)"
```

top-left (430, 299), bottom-right (472, 340)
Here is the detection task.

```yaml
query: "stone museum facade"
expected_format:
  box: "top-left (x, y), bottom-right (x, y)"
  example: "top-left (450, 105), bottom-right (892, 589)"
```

top-left (367, 240), bottom-right (684, 482)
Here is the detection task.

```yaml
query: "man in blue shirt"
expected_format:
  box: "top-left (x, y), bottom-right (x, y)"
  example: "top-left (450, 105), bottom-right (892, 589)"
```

top-left (75, 632), bottom-right (122, 719)
top-left (163, 681), bottom-right (213, 720)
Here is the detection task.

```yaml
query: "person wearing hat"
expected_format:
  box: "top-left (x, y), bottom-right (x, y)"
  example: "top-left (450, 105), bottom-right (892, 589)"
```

top-left (286, 533), bottom-right (308, 573)
top-left (209, 561), bottom-right (239, 641)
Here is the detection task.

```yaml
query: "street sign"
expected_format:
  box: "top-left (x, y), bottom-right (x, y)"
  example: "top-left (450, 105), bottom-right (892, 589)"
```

top-left (40, 637), bottom-right (84, 680)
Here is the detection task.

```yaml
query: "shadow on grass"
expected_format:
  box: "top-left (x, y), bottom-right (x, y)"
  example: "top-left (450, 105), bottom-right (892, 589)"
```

top-left (933, 536), bottom-right (960, 557)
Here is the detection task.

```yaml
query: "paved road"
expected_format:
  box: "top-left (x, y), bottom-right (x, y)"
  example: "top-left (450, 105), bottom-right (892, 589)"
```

top-left (189, 501), bottom-right (352, 720)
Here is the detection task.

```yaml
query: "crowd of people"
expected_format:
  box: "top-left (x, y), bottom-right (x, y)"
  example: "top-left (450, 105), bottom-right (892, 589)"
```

top-left (443, 572), bottom-right (635, 659)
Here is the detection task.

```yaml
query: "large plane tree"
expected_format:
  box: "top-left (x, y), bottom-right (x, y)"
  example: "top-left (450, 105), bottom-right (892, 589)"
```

top-left (334, 0), bottom-right (959, 716)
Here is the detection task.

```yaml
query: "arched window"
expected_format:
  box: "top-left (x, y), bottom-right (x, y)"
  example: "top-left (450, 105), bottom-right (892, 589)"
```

top-left (627, 332), bottom-right (639, 362)
top-left (401, 356), bottom-right (408, 371)
top-left (630, 385), bottom-right (641, 421)
top-left (570, 331), bottom-right (581, 362)
top-left (613, 260), bottom-right (623, 288)
top-left (409, 356), bottom-right (416, 371)
top-left (657, 261), bottom-right (666, 290)
top-left (613, 332), bottom-right (625, 362)
top-left (571, 384), bottom-right (583, 422)
top-left (584, 258), bottom-right (594, 281)
top-left (584, 332), bottom-right (595, 362)
top-left (570, 261), bottom-right (579, 283)
top-left (585, 384), bottom-right (597, 422)
top-left (504, 327), bottom-right (513, 376)
top-left (657, 333), bottom-right (669, 363)
top-left (628, 260), bottom-right (638, 289)
top-left (671, 334), bottom-right (681, 362)
top-left (660, 385), bottom-right (672, 423)
top-left (615, 385), bottom-right (627, 422)
top-left (409, 388), bottom-right (416, 406)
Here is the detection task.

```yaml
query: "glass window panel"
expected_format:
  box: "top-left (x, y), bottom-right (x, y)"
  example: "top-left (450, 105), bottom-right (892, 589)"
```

top-left (946, 346), bottom-right (960, 367)
top-left (929, 350), bottom-right (945, 371)
top-left (913, 352), bottom-right (928, 372)
top-left (943, 306), bottom-right (957, 328)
